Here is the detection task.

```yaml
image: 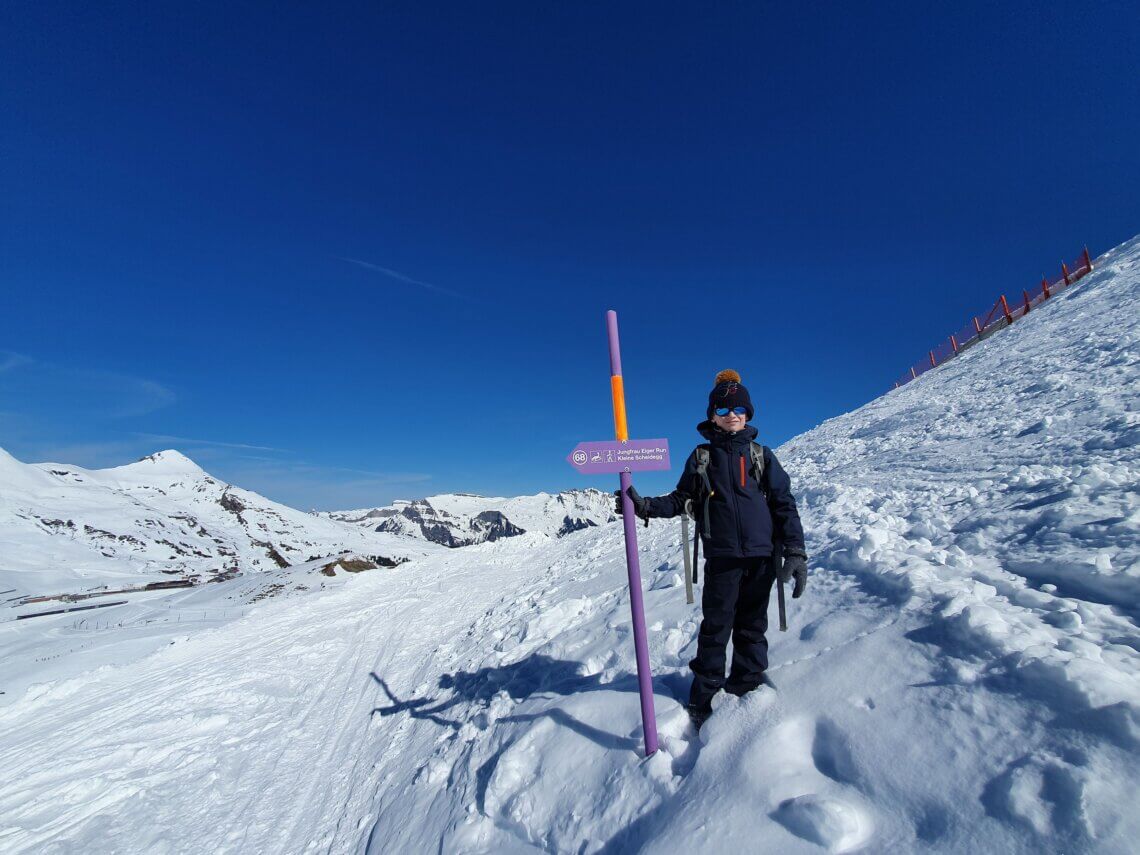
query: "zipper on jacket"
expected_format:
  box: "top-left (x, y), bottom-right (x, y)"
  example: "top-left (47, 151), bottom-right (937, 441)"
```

top-left (725, 448), bottom-right (745, 554)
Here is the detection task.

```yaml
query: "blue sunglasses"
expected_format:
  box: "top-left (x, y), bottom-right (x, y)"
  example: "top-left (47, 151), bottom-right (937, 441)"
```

top-left (714, 406), bottom-right (748, 417)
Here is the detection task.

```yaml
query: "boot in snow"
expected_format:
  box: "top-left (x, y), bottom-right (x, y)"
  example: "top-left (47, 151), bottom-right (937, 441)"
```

top-left (686, 702), bottom-right (713, 732)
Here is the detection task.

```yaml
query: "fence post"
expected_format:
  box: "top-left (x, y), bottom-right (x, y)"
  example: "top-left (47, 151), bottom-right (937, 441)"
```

top-left (973, 316), bottom-right (982, 334)
top-left (1062, 262), bottom-right (1071, 285)
top-left (1083, 246), bottom-right (1092, 272)
top-left (928, 350), bottom-right (936, 368)
top-left (950, 334), bottom-right (959, 354)
top-left (910, 366), bottom-right (917, 380)
top-left (1023, 290), bottom-right (1032, 314)
top-left (1000, 294), bottom-right (1013, 324)
top-left (1041, 275), bottom-right (1051, 299)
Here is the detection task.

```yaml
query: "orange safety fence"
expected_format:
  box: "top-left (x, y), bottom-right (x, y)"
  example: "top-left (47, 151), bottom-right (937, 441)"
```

top-left (892, 246), bottom-right (1094, 390)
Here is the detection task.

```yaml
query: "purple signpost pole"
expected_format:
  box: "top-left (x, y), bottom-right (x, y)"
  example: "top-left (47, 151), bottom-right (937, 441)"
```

top-left (606, 310), bottom-right (659, 757)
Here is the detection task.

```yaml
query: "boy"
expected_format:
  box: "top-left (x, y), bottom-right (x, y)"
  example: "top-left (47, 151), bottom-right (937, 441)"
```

top-left (616, 370), bottom-right (808, 730)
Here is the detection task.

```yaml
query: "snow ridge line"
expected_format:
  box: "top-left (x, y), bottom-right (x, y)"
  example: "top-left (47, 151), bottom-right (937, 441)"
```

top-left (891, 243), bottom-right (1098, 391)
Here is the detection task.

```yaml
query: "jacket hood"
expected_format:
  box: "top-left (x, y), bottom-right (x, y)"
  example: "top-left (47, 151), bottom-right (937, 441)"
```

top-left (697, 420), bottom-right (759, 445)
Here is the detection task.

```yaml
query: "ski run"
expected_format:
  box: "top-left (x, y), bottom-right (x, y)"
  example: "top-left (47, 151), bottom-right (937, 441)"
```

top-left (1, 235), bottom-right (1138, 853)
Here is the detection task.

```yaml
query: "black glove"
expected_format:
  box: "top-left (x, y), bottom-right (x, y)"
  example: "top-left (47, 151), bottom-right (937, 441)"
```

top-left (613, 485), bottom-right (648, 519)
top-left (781, 550), bottom-right (808, 599)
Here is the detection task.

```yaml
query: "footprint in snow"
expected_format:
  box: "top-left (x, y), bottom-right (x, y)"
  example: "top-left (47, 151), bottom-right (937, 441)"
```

top-left (713, 707), bottom-right (875, 853)
top-left (770, 720), bottom-right (874, 853)
top-left (773, 794), bottom-right (873, 853)
top-left (981, 751), bottom-right (1092, 842)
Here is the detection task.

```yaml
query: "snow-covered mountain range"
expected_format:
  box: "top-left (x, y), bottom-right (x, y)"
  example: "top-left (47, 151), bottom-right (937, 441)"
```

top-left (326, 489), bottom-right (615, 547)
top-left (1, 235), bottom-right (1137, 853)
top-left (0, 448), bottom-right (438, 598)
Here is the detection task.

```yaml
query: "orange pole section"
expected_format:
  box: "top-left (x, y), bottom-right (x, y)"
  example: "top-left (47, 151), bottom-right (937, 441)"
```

top-left (1042, 276), bottom-right (1051, 299)
top-left (610, 375), bottom-right (628, 441)
top-left (1062, 262), bottom-right (1071, 285)
top-left (1083, 246), bottom-right (1093, 271)
top-left (1000, 294), bottom-right (1013, 324)
top-left (951, 335), bottom-right (959, 353)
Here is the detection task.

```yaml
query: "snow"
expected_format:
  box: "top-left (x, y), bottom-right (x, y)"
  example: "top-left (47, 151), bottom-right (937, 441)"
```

top-left (1, 235), bottom-right (1138, 853)
top-left (102, 449), bottom-right (208, 481)
top-left (0, 447), bottom-right (448, 703)
top-left (0, 447), bottom-right (438, 595)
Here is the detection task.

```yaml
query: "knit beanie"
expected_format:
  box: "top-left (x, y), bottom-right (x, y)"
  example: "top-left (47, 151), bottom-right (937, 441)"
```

top-left (706, 369), bottom-right (754, 421)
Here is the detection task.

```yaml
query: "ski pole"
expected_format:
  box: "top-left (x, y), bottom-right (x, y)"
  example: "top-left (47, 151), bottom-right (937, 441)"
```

top-left (681, 514), bottom-right (694, 605)
top-left (777, 577), bottom-right (787, 632)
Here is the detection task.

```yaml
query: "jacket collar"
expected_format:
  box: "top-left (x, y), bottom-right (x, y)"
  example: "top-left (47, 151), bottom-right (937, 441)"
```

top-left (697, 420), bottom-right (758, 447)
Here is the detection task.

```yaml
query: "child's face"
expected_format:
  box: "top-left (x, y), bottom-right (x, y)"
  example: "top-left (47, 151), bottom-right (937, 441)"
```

top-left (712, 409), bottom-right (748, 432)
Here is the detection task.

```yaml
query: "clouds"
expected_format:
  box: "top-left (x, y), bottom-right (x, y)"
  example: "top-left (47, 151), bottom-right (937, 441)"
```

top-left (0, 354), bottom-right (176, 420)
top-left (134, 433), bottom-right (288, 453)
top-left (25, 439), bottom-right (150, 468)
top-left (215, 456), bottom-right (433, 510)
top-left (0, 427), bottom-right (433, 511)
top-left (109, 378), bottom-right (176, 419)
top-left (0, 354), bottom-right (178, 469)
top-left (0, 352), bottom-right (432, 510)
top-left (137, 437), bottom-right (435, 508)
top-left (335, 257), bottom-right (464, 299)
top-left (0, 352), bottom-right (33, 374)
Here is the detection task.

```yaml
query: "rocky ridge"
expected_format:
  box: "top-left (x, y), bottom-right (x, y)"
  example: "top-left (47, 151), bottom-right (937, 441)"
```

top-left (326, 488), bottom-right (616, 548)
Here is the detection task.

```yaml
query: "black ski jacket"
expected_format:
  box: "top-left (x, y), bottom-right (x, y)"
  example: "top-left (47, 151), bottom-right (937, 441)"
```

top-left (642, 422), bottom-right (805, 560)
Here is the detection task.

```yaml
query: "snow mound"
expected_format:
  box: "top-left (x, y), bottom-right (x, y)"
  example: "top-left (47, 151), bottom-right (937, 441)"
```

top-left (781, 236), bottom-right (1140, 716)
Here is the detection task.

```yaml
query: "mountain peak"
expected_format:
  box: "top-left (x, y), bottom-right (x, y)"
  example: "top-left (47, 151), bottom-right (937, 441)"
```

top-left (135, 449), bottom-right (205, 473)
top-left (96, 449), bottom-right (209, 486)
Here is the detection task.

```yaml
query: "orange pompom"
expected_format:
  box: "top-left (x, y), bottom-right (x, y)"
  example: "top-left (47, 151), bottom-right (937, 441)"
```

top-left (714, 369), bottom-right (741, 385)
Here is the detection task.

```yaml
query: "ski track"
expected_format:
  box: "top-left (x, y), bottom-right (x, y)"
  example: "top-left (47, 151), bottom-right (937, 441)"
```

top-left (0, 531), bottom-right (650, 853)
top-left (1, 498), bottom-right (1133, 853)
top-left (1, 493), bottom-right (1133, 854)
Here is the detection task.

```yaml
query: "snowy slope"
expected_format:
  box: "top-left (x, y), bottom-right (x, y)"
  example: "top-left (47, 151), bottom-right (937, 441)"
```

top-left (0, 447), bottom-right (447, 707)
top-left (0, 449), bottom-right (434, 596)
top-left (0, 236), bottom-right (1137, 853)
top-left (327, 489), bottom-right (615, 547)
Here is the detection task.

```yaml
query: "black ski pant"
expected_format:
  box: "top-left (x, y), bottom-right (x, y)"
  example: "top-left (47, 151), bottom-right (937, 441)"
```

top-left (688, 556), bottom-right (776, 709)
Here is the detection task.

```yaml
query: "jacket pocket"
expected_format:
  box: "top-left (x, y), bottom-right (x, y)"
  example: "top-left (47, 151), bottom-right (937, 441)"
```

top-left (705, 494), bottom-right (736, 553)
top-left (739, 495), bottom-right (774, 554)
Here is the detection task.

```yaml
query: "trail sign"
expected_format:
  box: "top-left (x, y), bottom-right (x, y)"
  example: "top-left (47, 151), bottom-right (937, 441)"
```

top-left (566, 439), bottom-right (671, 474)
top-left (561, 310), bottom-right (662, 757)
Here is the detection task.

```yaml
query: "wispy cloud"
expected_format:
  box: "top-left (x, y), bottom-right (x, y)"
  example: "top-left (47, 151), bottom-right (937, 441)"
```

top-left (289, 461), bottom-right (432, 482)
top-left (216, 457), bottom-right (433, 511)
top-left (134, 432), bottom-right (289, 453)
top-left (335, 256), bottom-right (464, 298)
top-left (28, 440), bottom-right (150, 468)
top-left (7, 439), bottom-right (433, 509)
top-left (0, 356), bottom-right (175, 419)
top-left (229, 455), bottom-right (432, 484)
top-left (0, 351), bottom-right (33, 373)
top-left (109, 377), bottom-right (176, 418)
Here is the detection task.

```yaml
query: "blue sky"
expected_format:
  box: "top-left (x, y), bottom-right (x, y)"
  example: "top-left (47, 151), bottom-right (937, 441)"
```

top-left (2, 1), bottom-right (1137, 510)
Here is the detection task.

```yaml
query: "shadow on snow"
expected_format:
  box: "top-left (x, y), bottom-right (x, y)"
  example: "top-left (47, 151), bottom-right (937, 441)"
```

top-left (370, 653), bottom-right (689, 754)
